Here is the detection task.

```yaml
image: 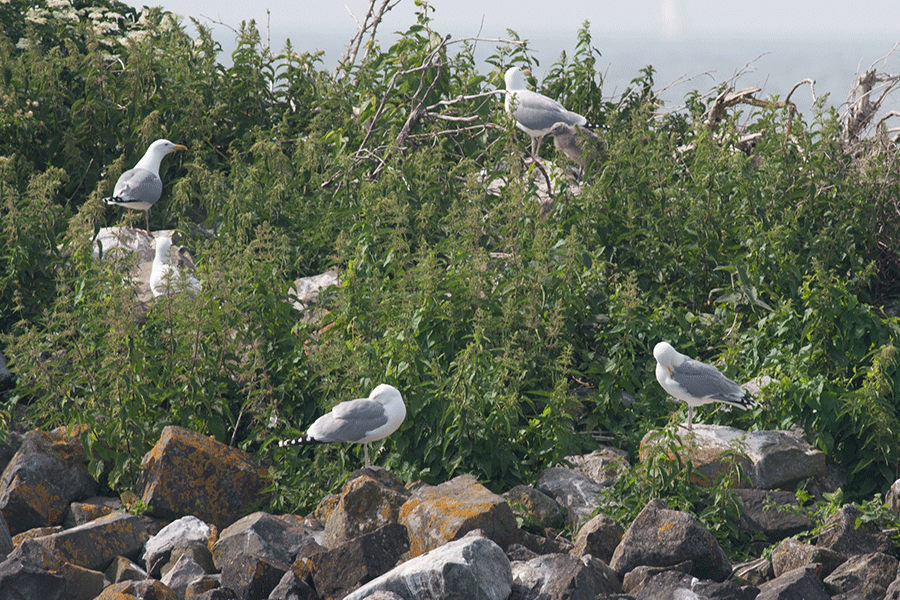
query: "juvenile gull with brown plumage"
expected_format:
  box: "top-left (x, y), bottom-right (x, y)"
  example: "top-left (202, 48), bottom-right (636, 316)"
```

top-left (504, 67), bottom-right (592, 156)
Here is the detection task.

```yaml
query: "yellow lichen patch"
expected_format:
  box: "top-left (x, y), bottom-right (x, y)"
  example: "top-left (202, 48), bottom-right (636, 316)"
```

top-left (8, 476), bottom-right (68, 528)
top-left (139, 426), bottom-right (268, 529)
top-left (94, 580), bottom-right (178, 600)
top-left (399, 476), bottom-right (517, 557)
top-left (11, 526), bottom-right (62, 549)
top-left (35, 513), bottom-right (151, 571)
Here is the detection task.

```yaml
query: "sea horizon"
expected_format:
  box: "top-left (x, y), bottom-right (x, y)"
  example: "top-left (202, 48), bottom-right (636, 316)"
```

top-left (201, 20), bottom-right (900, 119)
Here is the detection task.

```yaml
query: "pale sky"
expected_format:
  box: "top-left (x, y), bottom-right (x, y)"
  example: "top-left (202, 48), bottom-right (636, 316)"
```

top-left (125, 0), bottom-right (899, 41)
top-left (121, 0), bottom-right (900, 114)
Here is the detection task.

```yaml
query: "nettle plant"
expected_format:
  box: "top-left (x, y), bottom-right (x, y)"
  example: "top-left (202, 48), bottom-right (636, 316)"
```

top-left (2, 0), bottom-right (900, 521)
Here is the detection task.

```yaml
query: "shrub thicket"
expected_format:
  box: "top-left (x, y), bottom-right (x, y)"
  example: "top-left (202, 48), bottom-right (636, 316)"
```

top-left (2, 0), bottom-right (900, 531)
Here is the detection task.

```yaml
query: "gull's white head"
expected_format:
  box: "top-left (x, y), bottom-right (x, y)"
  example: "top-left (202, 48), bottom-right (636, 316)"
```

top-left (148, 139), bottom-right (187, 155)
top-left (504, 67), bottom-right (528, 92)
top-left (653, 341), bottom-right (682, 367)
top-left (136, 139), bottom-right (187, 173)
top-left (370, 383), bottom-right (403, 405)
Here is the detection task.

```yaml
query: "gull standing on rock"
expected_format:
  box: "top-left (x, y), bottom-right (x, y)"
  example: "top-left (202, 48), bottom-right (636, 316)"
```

top-left (278, 384), bottom-right (406, 468)
top-left (653, 342), bottom-right (759, 431)
top-left (504, 67), bottom-right (592, 156)
top-left (104, 139), bottom-right (187, 234)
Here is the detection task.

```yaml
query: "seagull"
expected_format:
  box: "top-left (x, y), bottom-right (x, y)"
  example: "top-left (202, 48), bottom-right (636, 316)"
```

top-left (653, 342), bottom-right (759, 431)
top-left (104, 139), bottom-right (187, 234)
top-left (504, 67), bottom-right (593, 156)
top-left (149, 236), bottom-right (200, 297)
top-left (547, 122), bottom-right (600, 181)
top-left (278, 384), bottom-right (406, 467)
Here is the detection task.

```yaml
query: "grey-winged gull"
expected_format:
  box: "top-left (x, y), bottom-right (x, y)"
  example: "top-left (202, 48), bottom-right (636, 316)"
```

top-left (504, 67), bottom-right (591, 155)
top-left (149, 236), bottom-right (200, 297)
top-left (279, 384), bottom-right (406, 467)
top-left (547, 122), bottom-right (600, 181)
top-left (653, 342), bottom-right (759, 431)
top-left (104, 139), bottom-right (187, 234)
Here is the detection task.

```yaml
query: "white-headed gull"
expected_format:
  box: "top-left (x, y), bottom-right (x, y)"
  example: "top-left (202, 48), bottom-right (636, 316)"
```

top-left (278, 384), bottom-right (406, 467)
top-left (104, 139), bottom-right (186, 234)
top-left (504, 67), bottom-right (592, 155)
top-left (654, 342), bottom-right (759, 431)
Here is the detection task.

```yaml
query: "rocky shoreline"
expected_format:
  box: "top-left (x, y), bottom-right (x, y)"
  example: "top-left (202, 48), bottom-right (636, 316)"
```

top-left (1, 423), bottom-right (899, 600)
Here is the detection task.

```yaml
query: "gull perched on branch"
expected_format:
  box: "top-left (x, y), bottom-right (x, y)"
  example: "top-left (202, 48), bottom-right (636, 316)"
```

top-left (504, 67), bottom-right (594, 155)
top-left (104, 139), bottom-right (187, 234)
top-left (653, 342), bottom-right (759, 431)
top-left (278, 384), bottom-right (406, 468)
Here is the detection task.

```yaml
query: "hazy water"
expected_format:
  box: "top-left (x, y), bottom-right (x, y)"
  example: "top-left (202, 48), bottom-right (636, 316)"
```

top-left (235, 27), bottom-right (900, 119)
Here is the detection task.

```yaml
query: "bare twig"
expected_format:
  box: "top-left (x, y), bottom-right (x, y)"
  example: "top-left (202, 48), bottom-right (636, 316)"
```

top-left (363, 0), bottom-right (401, 62)
top-left (335, 0), bottom-right (401, 78)
top-left (785, 78), bottom-right (816, 105)
top-left (877, 110), bottom-right (900, 129)
top-left (425, 89), bottom-right (504, 111)
top-left (706, 87), bottom-right (762, 130)
top-left (198, 14), bottom-right (238, 34)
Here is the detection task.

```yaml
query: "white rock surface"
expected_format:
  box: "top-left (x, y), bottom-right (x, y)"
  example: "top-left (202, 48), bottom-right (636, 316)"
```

top-left (342, 531), bottom-right (512, 600)
top-left (142, 515), bottom-right (211, 568)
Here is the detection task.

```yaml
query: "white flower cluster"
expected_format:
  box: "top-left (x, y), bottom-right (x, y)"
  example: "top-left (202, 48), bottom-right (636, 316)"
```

top-left (14, 0), bottom-right (185, 61)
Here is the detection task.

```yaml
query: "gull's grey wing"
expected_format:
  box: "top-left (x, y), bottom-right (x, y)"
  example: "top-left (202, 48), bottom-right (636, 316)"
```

top-left (111, 168), bottom-right (163, 205)
top-left (309, 398), bottom-right (389, 443)
top-left (510, 90), bottom-right (586, 133)
top-left (671, 359), bottom-right (746, 403)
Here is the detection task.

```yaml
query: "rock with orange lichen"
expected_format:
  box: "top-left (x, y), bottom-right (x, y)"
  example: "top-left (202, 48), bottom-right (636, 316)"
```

top-left (31, 512), bottom-right (155, 571)
top-left (0, 557), bottom-right (66, 600)
top-left (0, 427), bottom-right (97, 535)
top-left (320, 467), bottom-right (411, 549)
top-left (138, 426), bottom-right (268, 530)
top-left (220, 553), bottom-right (287, 600)
top-left (399, 474), bottom-right (518, 558)
top-left (213, 511), bottom-right (314, 569)
top-left (64, 498), bottom-right (119, 527)
top-left (94, 578), bottom-right (178, 600)
top-left (0, 512), bottom-right (12, 557)
top-left (608, 498), bottom-right (732, 582)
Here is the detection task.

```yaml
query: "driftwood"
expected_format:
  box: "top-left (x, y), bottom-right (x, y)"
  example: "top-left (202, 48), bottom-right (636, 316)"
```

top-left (842, 65), bottom-right (900, 144)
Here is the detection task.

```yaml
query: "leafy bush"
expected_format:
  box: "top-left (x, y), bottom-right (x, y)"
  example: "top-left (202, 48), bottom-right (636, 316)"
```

top-left (599, 427), bottom-right (759, 559)
top-left (2, 0), bottom-right (900, 522)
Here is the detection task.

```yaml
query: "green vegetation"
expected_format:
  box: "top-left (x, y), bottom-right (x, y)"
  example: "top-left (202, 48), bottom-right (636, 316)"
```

top-left (2, 0), bottom-right (900, 536)
top-left (599, 428), bottom-right (759, 559)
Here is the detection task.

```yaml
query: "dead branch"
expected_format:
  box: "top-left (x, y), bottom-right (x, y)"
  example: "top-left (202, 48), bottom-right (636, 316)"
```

top-left (366, 34), bottom-right (451, 179)
top-left (841, 43), bottom-right (900, 145)
top-left (404, 123), bottom-right (501, 139)
top-left (785, 78), bottom-right (816, 105)
top-left (335, 0), bottom-right (400, 79)
top-left (706, 87), bottom-right (762, 130)
top-left (425, 89), bottom-right (505, 111)
top-left (842, 70), bottom-right (900, 144)
top-left (877, 110), bottom-right (900, 129)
